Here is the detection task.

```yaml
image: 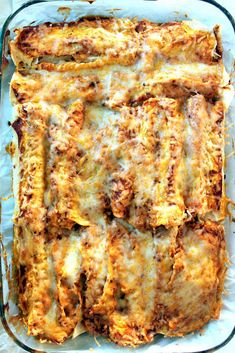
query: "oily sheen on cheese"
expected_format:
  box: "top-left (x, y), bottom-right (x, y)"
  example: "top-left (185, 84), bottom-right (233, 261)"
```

top-left (10, 17), bottom-right (230, 347)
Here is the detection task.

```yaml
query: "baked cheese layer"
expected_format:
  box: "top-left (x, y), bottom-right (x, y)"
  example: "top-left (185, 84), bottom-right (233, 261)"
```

top-left (10, 17), bottom-right (230, 347)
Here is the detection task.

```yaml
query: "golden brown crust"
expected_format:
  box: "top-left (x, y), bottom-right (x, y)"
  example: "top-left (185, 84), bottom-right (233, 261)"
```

top-left (137, 20), bottom-right (221, 65)
top-left (10, 18), bottom-right (139, 67)
top-left (10, 62), bottom-right (226, 107)
top-left (153, 220), bottom-right (226, 337)
top-left (10, 19), bottom-right (220, 68)
top-left (13, 219), bottom-right (226, 345)
top-left (184, 95), bottom-right (224, 219)
top-left (45, 102), bottom-right (89, 229)
top-left (12, 104), bottom-right (48, 234)
top-left (82, 220), bottom-right (226, 346)
top-left (10, 16), bottom-right (229, 347)
top-left (12, 95), bottom-right (226, 344)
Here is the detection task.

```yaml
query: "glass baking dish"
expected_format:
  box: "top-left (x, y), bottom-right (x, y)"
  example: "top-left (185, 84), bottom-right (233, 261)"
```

top-left (0, 0), bottom-right (235, 352)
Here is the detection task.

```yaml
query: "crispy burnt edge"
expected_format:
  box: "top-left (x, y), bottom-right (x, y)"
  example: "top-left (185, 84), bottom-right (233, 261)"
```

top-left (11, 118), bottom-right (23, 145)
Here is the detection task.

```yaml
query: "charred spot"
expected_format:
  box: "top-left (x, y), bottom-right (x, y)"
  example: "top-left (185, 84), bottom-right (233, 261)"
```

top-left (26, 194), bottom-right (32, 202)
top-left (75, 16), bottom-right (110, 26)
top-left (73, 223), bottom-right (81, 232)
top-left (20, 42), bottom-right (31, 48)
top-left (12, 118), bottom-right (24, 145)
top-left (15, 92), bottom-right (27, 104)
top-left (17, 26), bottom-right (38, 47)
top-left (160, 22), bottom-right (178, 28)
top-left (154, 139), bottom-right (161, 153)
top-left (82, 240), bottom-right (91, 250)
top-left (88, 81), bottom-right (96, 88)
top-left (100, 193), bottom-right (113, 220)
top-left (55, 147), bottom-right (62, 155)
top-left (129, 92), bottom-right (154, 107)
top-left (215, 113), bottom-right (224, 125)
top-left (188, 214), bottom-right (201, 227)
top-left (19, 265), bottom-right (27, 289)
top-left (80, 272), bottom-right (87, 294)
top-left (210, 96), bottom-right (219, 104)
top-left (64, 306), bottom-right (71, 317)
top-left (135, 20), bottom-right (148, 33)
top-left (3, 302), bottom-right (10, 312)
top-left (75, 149), bottom-right (84, 158)
top-left (209, 170), bottom-right (217, 177)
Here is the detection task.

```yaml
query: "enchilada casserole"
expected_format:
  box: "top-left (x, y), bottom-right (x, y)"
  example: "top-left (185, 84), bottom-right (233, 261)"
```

top-left (9, 17), bottom-right (230, 347)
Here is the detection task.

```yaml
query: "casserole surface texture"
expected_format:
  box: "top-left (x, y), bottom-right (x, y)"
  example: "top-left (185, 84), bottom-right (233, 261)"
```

top-left (9, 17), bottom-right (229, 347)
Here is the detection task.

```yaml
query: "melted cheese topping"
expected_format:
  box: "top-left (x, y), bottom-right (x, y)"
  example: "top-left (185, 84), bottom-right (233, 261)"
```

top-left (137, 20), bottom-right (220, 65)
top-left (12, 98), bottom-right (224, 232)
top-left (184, 96), bottom-right (224, 219)
top-left (10, 18), bottom-right (139, 67)
top-left (10, 17), bottom-right (230, 347)
top-left (10, 19), bottom-right (220, 68)
top-left (155, 221), bottom-right (226, 336)
top-left (11, 61), bottom-right (227, 107)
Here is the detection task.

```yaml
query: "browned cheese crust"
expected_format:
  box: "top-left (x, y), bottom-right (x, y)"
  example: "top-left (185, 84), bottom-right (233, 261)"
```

top-left (10, 17), bottom-right (229, 347)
